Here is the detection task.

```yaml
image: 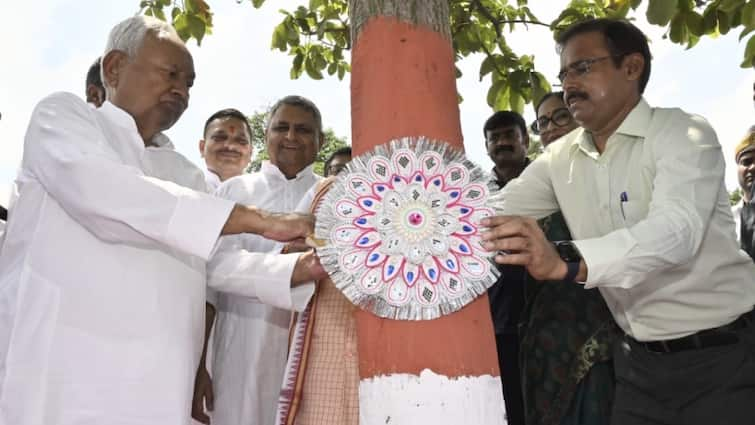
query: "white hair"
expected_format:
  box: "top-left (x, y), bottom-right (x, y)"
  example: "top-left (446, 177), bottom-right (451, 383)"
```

top-left (101, 15), bottom-right (178, 89)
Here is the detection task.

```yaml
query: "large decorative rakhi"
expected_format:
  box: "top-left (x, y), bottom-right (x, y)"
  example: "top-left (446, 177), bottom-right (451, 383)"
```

top-left (314, 137), bottom-right (499, 320)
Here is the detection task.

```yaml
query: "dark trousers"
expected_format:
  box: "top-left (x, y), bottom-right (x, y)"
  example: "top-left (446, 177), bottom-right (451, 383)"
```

top-left (611, 317), bottom-right (755, 425)
top-left (496, 332), bottom-right (524, 425)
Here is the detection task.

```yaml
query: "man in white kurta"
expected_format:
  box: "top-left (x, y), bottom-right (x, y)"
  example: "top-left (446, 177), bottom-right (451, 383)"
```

top-left (0, 17), bottom-right (320, 425)
top-left (210, 96), bottom-right (324, 425)
top-left (193, 108), bottom-right (253, 424)
top-left (199, 108), bottom-right (254, 192)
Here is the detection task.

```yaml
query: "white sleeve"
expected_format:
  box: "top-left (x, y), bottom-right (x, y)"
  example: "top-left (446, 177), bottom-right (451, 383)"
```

top-left (22, 93), bottom-right (234, 260)
top-left (575, 113), bottom-right (723, 289)
top-left (489, 151), bottom-right (560, 218)
top-left (206, 178), bottom-right (314, 312)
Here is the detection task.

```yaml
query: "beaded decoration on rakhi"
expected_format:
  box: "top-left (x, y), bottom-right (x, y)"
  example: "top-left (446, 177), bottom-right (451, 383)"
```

top-left (314, 138), bottom-right (499, 320)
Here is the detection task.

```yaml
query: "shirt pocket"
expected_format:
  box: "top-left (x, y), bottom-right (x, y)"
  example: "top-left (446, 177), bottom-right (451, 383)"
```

top-left (620, 200), bottom-right (648, 228)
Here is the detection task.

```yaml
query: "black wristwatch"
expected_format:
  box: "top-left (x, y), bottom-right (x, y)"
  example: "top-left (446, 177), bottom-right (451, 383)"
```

top-left (553, 241), bottom-right (582, 283)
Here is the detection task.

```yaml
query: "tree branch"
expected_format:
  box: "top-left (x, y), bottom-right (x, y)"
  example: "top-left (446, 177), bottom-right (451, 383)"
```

top-left (470, 0), bottom-right (550, 40)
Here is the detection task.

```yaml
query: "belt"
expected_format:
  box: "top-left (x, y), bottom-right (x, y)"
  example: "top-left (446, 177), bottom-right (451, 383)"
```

top-left (635, 309), bottom-right (754, 354)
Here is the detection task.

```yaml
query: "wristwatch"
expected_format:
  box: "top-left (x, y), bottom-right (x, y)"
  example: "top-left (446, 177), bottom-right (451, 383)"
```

top-left (553, 241), bottom-right (582, 283)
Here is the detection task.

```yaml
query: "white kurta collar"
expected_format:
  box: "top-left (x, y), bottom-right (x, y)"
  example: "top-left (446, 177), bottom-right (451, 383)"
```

top-left (99, 101), bottom-right (175, 151)
top-left (260, 161), bottom-right (317, 182)
top-left (204, 169), bottom-right (222, 189)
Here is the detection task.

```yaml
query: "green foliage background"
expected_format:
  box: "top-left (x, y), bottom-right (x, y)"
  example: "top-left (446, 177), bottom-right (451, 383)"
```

top-left (140, 0), bottom-right (755, 114)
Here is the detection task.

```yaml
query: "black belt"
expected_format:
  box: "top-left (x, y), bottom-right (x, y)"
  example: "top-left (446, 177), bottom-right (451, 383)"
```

top-left (634, 309), bottom-right (754, 354)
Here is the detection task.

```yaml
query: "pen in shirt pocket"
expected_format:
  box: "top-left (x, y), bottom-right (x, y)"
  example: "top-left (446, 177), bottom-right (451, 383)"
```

top-left (619, 191), bottom-right (628, 220)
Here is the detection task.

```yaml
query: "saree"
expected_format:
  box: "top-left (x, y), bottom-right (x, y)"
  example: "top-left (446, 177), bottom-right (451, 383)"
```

top-left (277, 179), bottom-right (360, 425)
top-left (519, 212), bottom-right (618, 425)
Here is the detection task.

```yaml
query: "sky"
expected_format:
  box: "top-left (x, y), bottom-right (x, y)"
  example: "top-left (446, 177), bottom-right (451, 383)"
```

top-left (0, 0), bottom-right (752, 207)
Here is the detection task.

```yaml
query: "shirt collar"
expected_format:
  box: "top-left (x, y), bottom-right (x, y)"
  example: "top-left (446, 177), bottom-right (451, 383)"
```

top-left (99, 100), bottom-right (138, 132)
top-left (204, 168), bottom-right (222, 185)
top-left (149, 133), bottom-right (175, 149)
top-left (260, 160), bottom-right (317, 181)
top-left (569, 97), bottom-right (651, 157)
top-left (488, 158), bottom-right (530, 189)
top-left (98, 100), bottom-right (175, 150)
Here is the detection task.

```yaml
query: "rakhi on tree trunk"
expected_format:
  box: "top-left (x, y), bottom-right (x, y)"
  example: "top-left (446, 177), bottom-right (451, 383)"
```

top-left (315, 137), bottom-right (499, 321)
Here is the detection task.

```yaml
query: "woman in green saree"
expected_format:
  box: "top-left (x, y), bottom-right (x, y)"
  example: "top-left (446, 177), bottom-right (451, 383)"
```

top-left (519, 92), bottom-right (619, 425)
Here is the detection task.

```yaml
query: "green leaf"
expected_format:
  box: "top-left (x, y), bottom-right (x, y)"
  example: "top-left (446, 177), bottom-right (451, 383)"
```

top-left (703, 6), bottom-right (719, 34)
top-left (647, 0), bottom-right (678, 26)
top-left (669, 13), bottom-right (688, 43)
top-left (509, 89), bottom-right (525, 114)
top-left (252, 0), bottom-right (266, 8)
top-left (487, 80), bottom-right (506, 108)
top-left (742, 0), bottom-right (755, 28)
top-left (720, 0), bottom-right (746, 14)
top-left (742, 33), bottom-right (755, 67)
top-left (304, 57), bottom-right (323, 80)
top-left (292, 51), bottom-right (304, 72)
top-left (479, 55), bottom-right (495, 81)
top-left (173, 13), bottom-right (191, 42)
top-left (187, 14), bottom-right (207, 45)
top-left (271, 23), bottom-right (288, 51)
top-left (719, 10), bottom-right (732, 34)
top-left (493, 85), bottom-right (511, 111)
top-left (740, 24), bottom-right (755, 40)
top-left (530, 72), bottom-right (550, 108)
top-left (686, 11), bottom-right (704, 36)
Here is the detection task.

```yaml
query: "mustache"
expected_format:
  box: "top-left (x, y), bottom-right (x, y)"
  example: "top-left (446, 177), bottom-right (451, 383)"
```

top-left (566, 91), bottom-right (589, 104)
top-left (216, 149), bottom-right (241, 156)
top-left (494, 145), bottom-right (515, 155)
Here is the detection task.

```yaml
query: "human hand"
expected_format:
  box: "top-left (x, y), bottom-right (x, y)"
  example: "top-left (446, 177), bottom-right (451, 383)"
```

top-left (291, 250), bottom-right (328, 285)
top-left (191, 366), bottom-right (214, 424)
top-left (480, 215), bottom-right (567, 281)
top-left (258, 211), bottom-right (315, 243)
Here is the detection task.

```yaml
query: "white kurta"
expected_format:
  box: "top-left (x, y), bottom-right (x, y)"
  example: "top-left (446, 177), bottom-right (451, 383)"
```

top-left (204, 169), bottom-right (222, 192)
top-left (210, 161), bottom-right (320, 425)
top-left (0, 93), bottom-right (297, 425)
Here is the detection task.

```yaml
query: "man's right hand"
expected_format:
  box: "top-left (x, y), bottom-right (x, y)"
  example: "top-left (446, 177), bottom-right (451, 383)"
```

top-left (258, 211), bottom-right (315, 243)
top-left (222, 205), bottom-right (314, 243)
top-left (291, 250), bottom-right (328, 285)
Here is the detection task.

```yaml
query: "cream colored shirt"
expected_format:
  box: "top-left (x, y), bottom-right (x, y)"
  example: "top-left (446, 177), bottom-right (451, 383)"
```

top-left (491, 99), bottom-right (755, 341)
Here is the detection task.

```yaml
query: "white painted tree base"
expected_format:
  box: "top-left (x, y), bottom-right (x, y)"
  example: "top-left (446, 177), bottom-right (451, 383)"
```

top-left (359, 369), bottom-right (506, 425)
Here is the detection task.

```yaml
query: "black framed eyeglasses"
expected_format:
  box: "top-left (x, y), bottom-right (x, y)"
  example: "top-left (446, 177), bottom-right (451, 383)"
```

top-left (530, 107), bottom-right (573, 134)
top-left (557, 55), bottom-right (620, 83)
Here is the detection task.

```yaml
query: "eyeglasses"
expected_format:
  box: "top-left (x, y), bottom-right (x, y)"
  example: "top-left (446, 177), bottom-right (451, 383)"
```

top-left (530, 107), bottom-right (574, 134)
top-left (557, 55), bottom-right (620, 83)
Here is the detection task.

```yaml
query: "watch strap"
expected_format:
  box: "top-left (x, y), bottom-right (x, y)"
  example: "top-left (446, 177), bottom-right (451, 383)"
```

top-left (563, 260), bottom-right (580, 283)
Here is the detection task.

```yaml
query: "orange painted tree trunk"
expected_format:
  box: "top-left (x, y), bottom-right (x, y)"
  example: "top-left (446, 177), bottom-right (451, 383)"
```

top-left (349, 1), bottom-right (505, 423)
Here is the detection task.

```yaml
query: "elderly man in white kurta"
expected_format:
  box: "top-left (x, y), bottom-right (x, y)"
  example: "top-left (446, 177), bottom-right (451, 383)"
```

top-left (0, 17), bottom-right (323, 425)
top-left (208, 96), bottom-right (324, 425)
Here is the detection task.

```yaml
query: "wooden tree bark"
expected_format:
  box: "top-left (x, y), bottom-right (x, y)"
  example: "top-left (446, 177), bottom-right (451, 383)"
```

top-left (349, 1), bottom-right (505, 424)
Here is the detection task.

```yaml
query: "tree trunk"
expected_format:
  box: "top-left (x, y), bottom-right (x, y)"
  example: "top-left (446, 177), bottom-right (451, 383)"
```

top-left (349, 1), bottom-right (505, 424)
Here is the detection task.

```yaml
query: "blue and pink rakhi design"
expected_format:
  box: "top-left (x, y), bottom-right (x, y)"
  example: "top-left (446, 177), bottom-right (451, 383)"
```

top-left (315, 138), bottom-right (500, 320)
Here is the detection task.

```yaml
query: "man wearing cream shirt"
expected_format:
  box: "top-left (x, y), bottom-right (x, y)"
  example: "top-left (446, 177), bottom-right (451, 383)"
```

top-left (483, 19), bottom-right (755, 425)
